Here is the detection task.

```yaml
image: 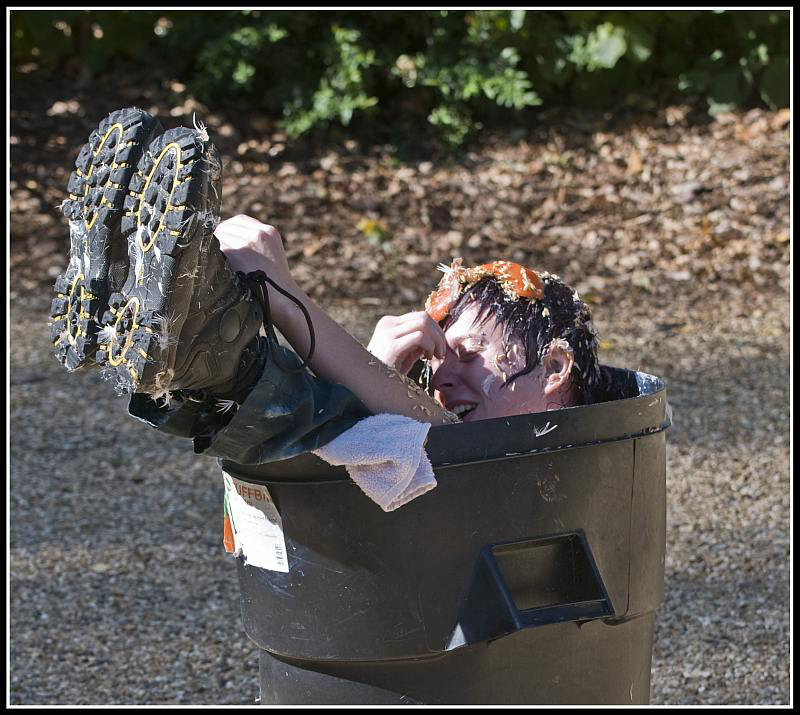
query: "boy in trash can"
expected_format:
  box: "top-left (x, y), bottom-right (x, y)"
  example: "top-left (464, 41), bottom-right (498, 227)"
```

top-left (50, 107), bottom-right (604, 503)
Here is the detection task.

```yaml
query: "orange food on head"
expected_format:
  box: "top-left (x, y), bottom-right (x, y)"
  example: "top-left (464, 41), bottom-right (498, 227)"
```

top-left (424, 259), bottom-right (544, 322)
top-left (425, 288), bottom-right (455, 322)
top-left (476, 261), bottom-right (544, 300)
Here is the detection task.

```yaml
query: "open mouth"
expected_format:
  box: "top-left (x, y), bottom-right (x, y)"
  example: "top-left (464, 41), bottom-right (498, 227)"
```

top-left (450, 403), bottom-right (478, 420)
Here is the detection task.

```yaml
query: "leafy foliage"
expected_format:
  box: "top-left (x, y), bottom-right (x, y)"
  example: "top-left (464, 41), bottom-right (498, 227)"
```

top-left (11, 9), bottom-right (789, 145)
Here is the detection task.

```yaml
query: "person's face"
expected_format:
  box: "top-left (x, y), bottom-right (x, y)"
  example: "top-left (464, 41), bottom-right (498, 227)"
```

top-left (430, 303), bottom-right (550, 422)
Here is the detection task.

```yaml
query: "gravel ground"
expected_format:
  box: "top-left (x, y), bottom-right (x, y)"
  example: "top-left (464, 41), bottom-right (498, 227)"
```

top-left (9, 287), bottom-right (790, 705)
top-left (10, 80), bottom-right (790, 704)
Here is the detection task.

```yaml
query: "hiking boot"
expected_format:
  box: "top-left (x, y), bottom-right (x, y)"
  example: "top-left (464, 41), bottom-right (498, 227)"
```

top-left (92, 123), bottom-right (265, 402)
top-left (50, 107), bottom-right (164, 370)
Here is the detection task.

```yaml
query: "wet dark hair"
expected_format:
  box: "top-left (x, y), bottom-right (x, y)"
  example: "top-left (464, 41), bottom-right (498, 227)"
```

top-left (441, 273), bottom-right (602, 405)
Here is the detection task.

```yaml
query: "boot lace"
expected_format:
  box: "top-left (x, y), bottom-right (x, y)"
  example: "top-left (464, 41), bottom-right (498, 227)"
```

top-left (237, 270), bottom-right (315, 373)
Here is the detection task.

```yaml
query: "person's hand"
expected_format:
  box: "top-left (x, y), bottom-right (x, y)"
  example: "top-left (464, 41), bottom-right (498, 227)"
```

top-left (214, 214), bottom-right (295, 290)
top-left (367, 311), bottom-right (447, 375)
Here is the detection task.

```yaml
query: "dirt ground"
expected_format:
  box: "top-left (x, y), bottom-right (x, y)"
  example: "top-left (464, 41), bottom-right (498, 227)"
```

top-left (9, 70), bottom-right (790, 704)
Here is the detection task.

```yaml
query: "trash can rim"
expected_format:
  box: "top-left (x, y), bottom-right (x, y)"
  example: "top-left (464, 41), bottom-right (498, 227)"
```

top-left (221, 367), bottom-right (669, 485)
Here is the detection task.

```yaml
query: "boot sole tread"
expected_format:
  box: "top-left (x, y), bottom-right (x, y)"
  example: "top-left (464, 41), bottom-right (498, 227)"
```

top-left (50, 107), bottom-right (163, 372)
top-left (93, 127), bottom-right (220, 395)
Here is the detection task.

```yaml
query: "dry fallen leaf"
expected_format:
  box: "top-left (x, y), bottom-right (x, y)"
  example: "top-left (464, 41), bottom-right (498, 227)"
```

top-left (626, 149), bottom-right (643, 176)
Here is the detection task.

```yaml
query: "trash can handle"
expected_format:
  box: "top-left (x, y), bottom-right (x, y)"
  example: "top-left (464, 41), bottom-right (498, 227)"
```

top-left (457, 532), bottom-right (614, 645)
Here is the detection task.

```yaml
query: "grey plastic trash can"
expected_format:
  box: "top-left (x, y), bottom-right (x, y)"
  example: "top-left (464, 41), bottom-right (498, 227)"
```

top-left (221, 366), bottom-right (670, 705)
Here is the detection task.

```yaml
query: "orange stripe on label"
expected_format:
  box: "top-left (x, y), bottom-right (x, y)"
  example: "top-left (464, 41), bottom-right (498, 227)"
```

top-left (223, 515), bottom-right (236, 554)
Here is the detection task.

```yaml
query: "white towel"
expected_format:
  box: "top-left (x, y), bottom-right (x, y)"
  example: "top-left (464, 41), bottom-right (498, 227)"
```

top-left (312, 413), bottom-right (437, 512)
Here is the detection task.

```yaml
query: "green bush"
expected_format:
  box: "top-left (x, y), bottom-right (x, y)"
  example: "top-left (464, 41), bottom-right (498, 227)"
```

top-left (11, 10), bottom-right (164, 73)
top-left (11, 10), bottom-right (790, 145)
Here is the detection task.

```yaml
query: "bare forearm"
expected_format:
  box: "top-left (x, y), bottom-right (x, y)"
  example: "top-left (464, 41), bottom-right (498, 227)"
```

top-left (212, 217), bottom-right (455, 422)
top-left (270, 286), bottom-right (456, 425)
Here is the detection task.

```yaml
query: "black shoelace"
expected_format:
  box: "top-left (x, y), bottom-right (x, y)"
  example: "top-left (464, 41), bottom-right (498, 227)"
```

top-left (237, 270), bottom-right (316, 373)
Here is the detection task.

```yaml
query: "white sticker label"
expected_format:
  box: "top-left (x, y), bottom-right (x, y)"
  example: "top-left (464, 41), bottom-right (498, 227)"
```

top-left (223, 472), bottom-right (289, 573)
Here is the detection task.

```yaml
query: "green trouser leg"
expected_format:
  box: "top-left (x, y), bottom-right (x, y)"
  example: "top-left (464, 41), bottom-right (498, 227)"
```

top-left (128, 338), bottom-right (372, 465)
